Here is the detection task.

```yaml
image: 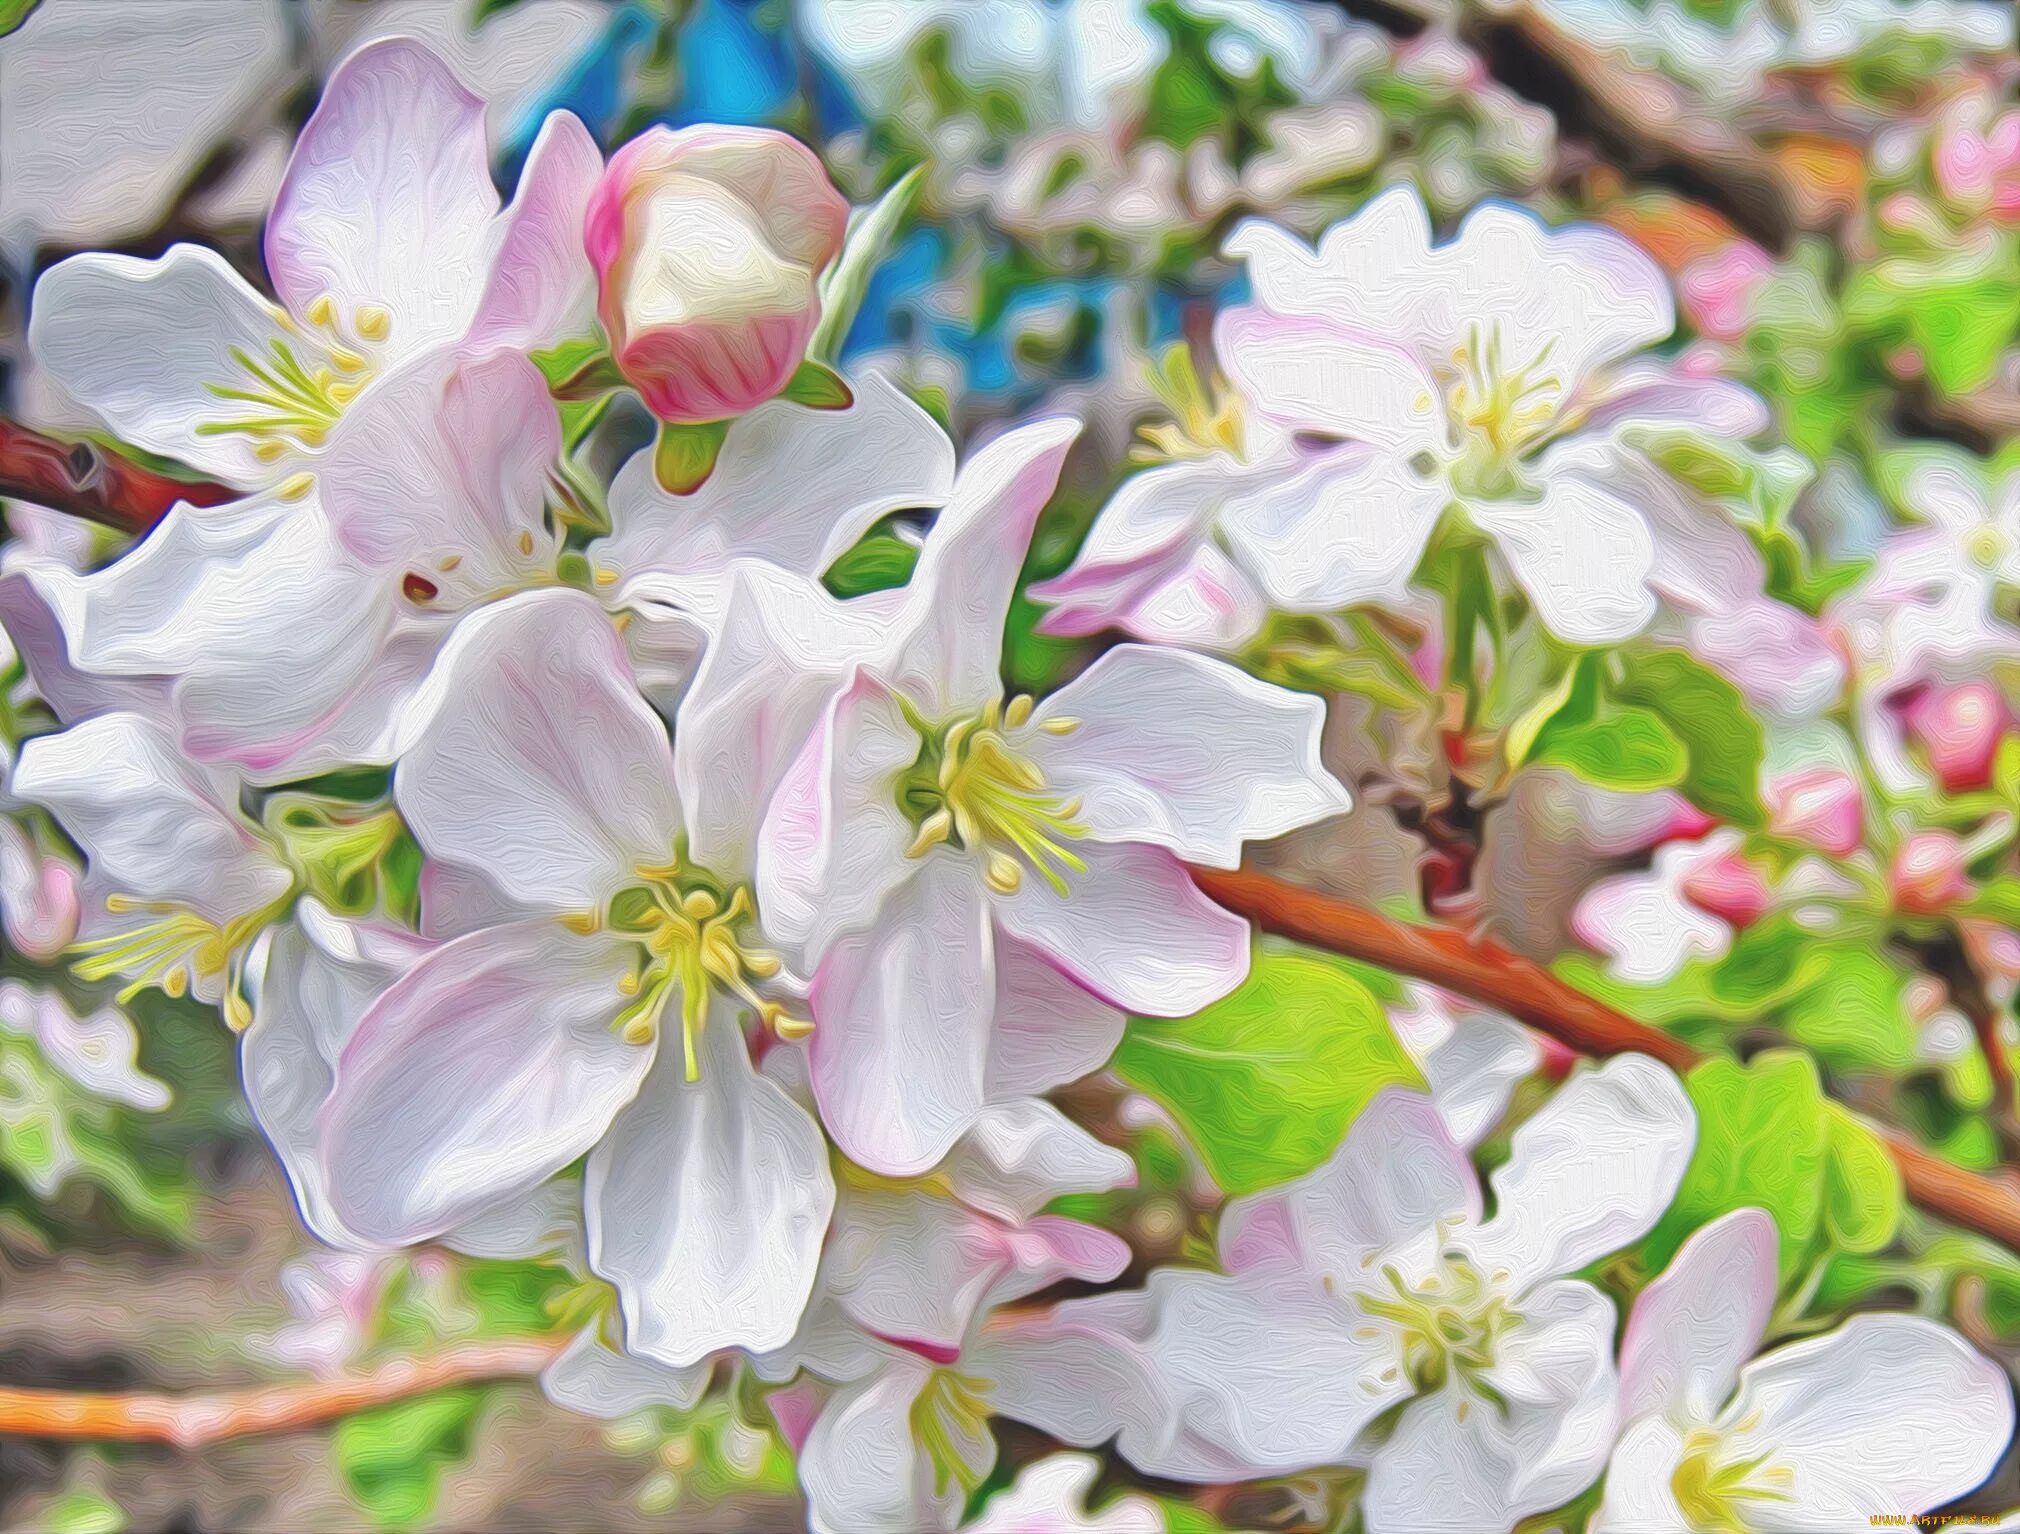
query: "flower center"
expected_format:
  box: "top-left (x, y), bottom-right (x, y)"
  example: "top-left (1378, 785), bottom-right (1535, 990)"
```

top-left (1966, 523), bottom-right (2008, 570)
top-left (70, 895), bottom-right (282, 1030)
top-left (908, 1366), bottom-right (995, 1499)
top-left (1355, 1247), bottom-right (1513, 1401)
top-left (1440, 323), bottom-right (1562, 501)
top-left (198, 294), bottom-right (389, 461)
top-left (1670, 1425), bottom-right (1795, 1531)
top-left (601, 863), bottom-right (801, 1080)
top-left (898, 696), bottom-right (1087, 896)
top-left (1137, 342), bottom-right (1243, 463)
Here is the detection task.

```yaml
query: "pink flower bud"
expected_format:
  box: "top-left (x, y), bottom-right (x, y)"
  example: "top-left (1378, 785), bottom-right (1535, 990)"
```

top-left (1905, 681), bottom-right (2010, 793)
top-left (1765, 768), bottom-right (1864, 857)
top-left (585, 126), bottom-right (849, 424)
top-left (1678, 845), bottom-right (1774, 930)
top-left (1893, 829), bottom-right (1974, 916)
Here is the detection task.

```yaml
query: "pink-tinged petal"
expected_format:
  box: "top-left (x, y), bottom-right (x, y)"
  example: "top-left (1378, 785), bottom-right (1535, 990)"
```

top-left (27, 244), bottom-right (297, 485)
top-left (945, 1099), bottom-right (1135, 1225)
top-left (1461, 1055), bottom-right (1695, 1291)
top-left (828, 1184), bottom-right (1011, 1353)
top-left (268, 38), bottom-right (498, 351)
top-left (1476, 468), bottom-right (1657, 645)
top-left (1030, 458), bottom-right (1228, 615)
top-left (968, 1291), bottom-right (1160, 1455)
top-left (11, 712), bottom-right (287, 924)
top-left (1221, 1089), bottom-right (1478, 1284)
top-left (1217, 445), bottom-right (1447, 610)
top-left (587, 1010), bottom-right (834, 1367)
top-left (891, 417), bottom-right (1082, 716)
top-left (808, 853), bottom-right (996, 1176)
top-left (1764, 767), bottom-right (1864, 857)
top-left (995, 841), bottom-right (1249, 1017)
top-left (1572, 863), bottom-right (1732, 986)
top-left (1619, 1208), bottom-right (1777, 1426)
top-left (755, 666), bottom-right (918, 964)
top-left (799, 1357), bottom-right (964, 1534)
top-left (1108, 542), bottom-right (1270, 651)
top-left (986, 933), bottom-right (1127, 1101)
top-left (319, 918), bottom-right (647, 1244)
top-left (541, 1327), bottom-right (710, 1420)
top-left (1719, 1315), bottom-right (2012, 1527)
top-left (1214, 306), bottom-right (1440, 450)
top-left (1572, 359), bottom-right (1769, 441)
top-left (464, 110), bottom-right (603, 354)
top-left (395, 590), bottom-right (681, 911)
top-left (1032, 644), bottom-right (1349, 868)
top-left (0, 820), bottom-right (79, 964)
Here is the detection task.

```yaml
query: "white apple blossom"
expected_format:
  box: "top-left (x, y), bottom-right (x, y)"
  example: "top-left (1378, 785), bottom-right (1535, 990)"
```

top-left (1572, 826), bottom-right (1774, 985)
top-left (0, 979), bottom-right (168, 1112)
top-left (314, 588), bottom-right (833, 1367)
top-left (1592, 1207), bottom-right (2014, 1532)
top-left (999, 1056), bottom-right (1694, 1533)
top-left (1036, 185), bottom-right (1768, 649)
top-left (753, 415), bottom-right (1351, 1174)
top-left (1389, 983), bottom-right (1538, 1148)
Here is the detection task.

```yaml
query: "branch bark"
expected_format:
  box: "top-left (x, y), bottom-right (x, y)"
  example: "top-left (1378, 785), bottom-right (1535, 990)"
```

top-left (1190, 864), bottom-right (2020, 1255)
top-left (0, 1337), bottom-right (565, 1448)
top-left (0, 420), bottom-right (233, 535)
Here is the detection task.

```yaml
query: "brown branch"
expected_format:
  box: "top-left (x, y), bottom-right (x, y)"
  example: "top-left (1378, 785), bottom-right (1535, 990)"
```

top-left (0, 1336), bottom-right (565, 1448)
top-left (1191, 865), bottom-right (2020, 1255)
top-left (0, 420), bottom-right (235, 535)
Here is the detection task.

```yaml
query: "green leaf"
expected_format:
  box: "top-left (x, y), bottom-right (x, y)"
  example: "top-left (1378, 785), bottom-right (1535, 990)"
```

top-left (1504, 656), bottom-right (1588, 771)
top-left (1779, 947), bottom-right (1918, 1071)
top-left (37, 1492), bottom-right (123, 1534)
top-left (335, 1388), bottom-right (485, 1529)
top-left (809, 164), bottom-right (925, 364)
top-left (1616, 649), bottom-right (1765, 827)
top-left (1820, 1104), bottom-right (1903, 1255)
top-left (779, 358), bottom-right (854, 410)
top-left (653, 419), bottom-right (730, 494)
top-left (1532, 705), bottom-right (1687, 793)
top-left (0, 0), bottom-right (41, 38)
top-left (823, 530), bottom-right (919, 599)
top-left (1112, 943), bottom-right (1422, 1194)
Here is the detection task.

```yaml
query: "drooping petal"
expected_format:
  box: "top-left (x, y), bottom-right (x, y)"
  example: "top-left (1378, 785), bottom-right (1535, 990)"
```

top-left (1104, 543), bottom-right (1271, 651)
top-left (798, 1358), bottom-right (964, 1534)
top-left (890, 417), bottom-right (1082, 717)
top-left (587, 1010), bottom-right (834, 1367)
top-left (597, 372), bottom-right (956, 589)
top-left (267, 38), bottom-right (499, 352)
top-left (807, 853), bottom-right (996, 1176)
top-left (27, 244), bottom-right (296, 484)
top-left (995, 841), bottom-right (1249, 1017)
top-left (944, 1098), bottom-right (1136, 1225)
top-left (1029, 457), bottom-right (1229, 620)
top-left (1220, 1089), bottom-right (1478, 1286)
top-left (1618, 1207), bottom-right (1778, 1426)
top-left (319, 919), bottom-right (647, 1244)
top-left (1572, 359), bottom-right (1770, 442)
top-left (541, 1327), bottom-right (710, 1420)
top-left (1030, 644), bottom-right (1349, 868)
top-left (1461, 1054), bottom-right (1695, 1291)
top-left (463, 110), bottom-right (604, 354)
top-left (1214, 307), bottom-right (1440, 450)
top-left (0, 980), bottom-right (165, 1111)
top-left (1716, 1314), bottom-right (2013, 1529)
top-left (395, 589), bottom-right (682, 911)
top-left (1473, 468), bottom-right (1658, 645)
top-left (985, 932), bottom-right (1129, 1101)
top-left (10, 711), bottom-right (287, 923)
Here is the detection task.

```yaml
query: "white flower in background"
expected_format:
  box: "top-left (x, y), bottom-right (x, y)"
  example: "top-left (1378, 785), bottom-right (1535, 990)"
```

top-left (316, 588), bottom-right (833, 1366)
top-left (1898, 446), bottom-right (2020, 593)
top-left (1573, 827), bottom-right (1773, 985)
top-left (29, 37), bottom-right (599, 491)
top-left (1388, 984), bottom-right (1538, 1148)
top-left (961, 1454), bottom-right (1161, 1534)
top-left (0, 979), bottom-right (168, 1111)
top-left (754, 416), bottom-right (1351, 1174)
top-left (0, 816), bottom-right (81, 964)
top-left (1592, 1207), bottom-right (2014, 1532)
top-left (1038, 186), bottom-right (1768, 649)
top-left (11, 712), bottom-right (296, 1023)
top-left (1003, 1058), bottom-right (1694, 1534)
top-left (254, 1248), bottom-right (403, 1378)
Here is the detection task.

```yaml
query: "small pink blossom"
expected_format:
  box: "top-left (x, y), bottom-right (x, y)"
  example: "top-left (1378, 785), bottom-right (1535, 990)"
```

top-left (1765, 768), bottom-right (1865, 856)
top-left (1678, 242), bottom-right (1775, 343)
top-left (1893, 829), bottom-right (1975, 916)
top-left (1677, 843), bottom-right (1774, 929)
top-left (1904, 681), bottom-right (2010, 793)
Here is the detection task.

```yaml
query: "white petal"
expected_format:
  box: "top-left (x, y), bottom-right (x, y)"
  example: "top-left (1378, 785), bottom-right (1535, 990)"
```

top-left (890, 417), bottom-right (1082, 716)
top-left (11, 711), bottom-right (287, 923)
top-left (807, 853), bottom-right (996, 1176)
top-left (1461, 1054), bottom-right (1695, 1291)
top-left (1474, 470), bottom-right (1657, 645)
top-left (1619, 1207), bottom-right (1778, 1426)
top-left (1589, 1415), bottom-right (1694, 1534)
top-left (1032, 644), bottom-right (1349, 868)
top-left (800, 1359), bottom-right (964, 1534)
top-left (27, 244), bottom-right (295, 484)
top-left (966, 1453), bottom-right (1161, 1534)
top-left (1226, 190), bottom-right (1440, 333)
top-left (267, 38), bottom-right (497, 351)
top-left (1029, 458), bottom-right (1229, 622)
top-left (945, 1098), bottom-right (1135, 1224)
top-left (1218, 446), bottom-right (1447, 610)
top-left (1221, 1089), bottom-right (1480, 1286)
top-left (1215, 306), bottom-right (1440, 450)
top-left (599, 372), bottom-right (956, 586)
top-left (1720, 1314), bottom-right (2013, 1528)
top-left (0, 981), bottom-right (165, 1111)
top-left (588, 1012), bottom-right (834, 1367)
top-left (1107, 542), bottom-right (1270, 651)
top-left (541, 1327), bottom-right (710, 1420)
top-left (1572, 864), bottom-right (1732, 986)
top-left (755, 665), bottom-right (919, 964)
top-left (0, 565), bottom-right (172, 727)
top-left (319, 919), bottom-right (647, 1244)
top-left (395, 589), bottom-right (681, 911)
top-left (439, 1179), bottom-right (582, 1264)
top-left (1390, 988), bottom-right (1540, 1150)
top-left (464, 110), bottom-right (604, 354)
top-left (995, 840), bottom-right (1249, 1016)
top-left (984, 932), bottom-right (1129, 1101)
top-left (1573, 360), bottom-right (1770, 441)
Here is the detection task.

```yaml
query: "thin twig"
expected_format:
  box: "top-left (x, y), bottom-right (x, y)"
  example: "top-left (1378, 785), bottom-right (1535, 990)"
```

top-left (0, 1336), bottom-right (566, 1448)
top-left (0, 420), bottom-right (234, 535)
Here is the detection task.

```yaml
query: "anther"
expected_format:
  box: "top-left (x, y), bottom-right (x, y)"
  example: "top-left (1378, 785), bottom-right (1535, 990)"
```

top-left (906, 809), bottom-right (954, 860)
top-left (354, 305), bottom-right (392, 342)
top-left (1004, 695), bottom-right (1034, 729)
top-left (278, 473), bottom-right (315, 502)
top-left (1039, 717), bottom-right (1080, 735)
top-left (680, 889), bottom-right (718, 921)
top-left (306, 295), bottom-right (336, 328)
top-left (985, 851), bottom-right (1023, 895)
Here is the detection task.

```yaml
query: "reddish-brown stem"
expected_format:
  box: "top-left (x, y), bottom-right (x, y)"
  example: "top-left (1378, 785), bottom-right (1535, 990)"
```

top-left (0, 1336), bottom-right (565, 1448)
top-left (0, 420), bottom-right (234, 535)
top-left (1190, 865), bottom-right (2020, 1254)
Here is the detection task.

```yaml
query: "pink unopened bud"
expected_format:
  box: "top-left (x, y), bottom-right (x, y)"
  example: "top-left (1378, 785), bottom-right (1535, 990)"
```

top-left (1678, 243), bottom-right (1774, 344)
top-left (585, 125), bottom-right (849, 424)
top-left (1765, 768), bottom-right (1864, 857)
top-left (1678, 845), bottom-right (1774, 930)
top-left (1905, 682), bottom-right (2010, 794)
top-left (1893, 829), bottom-right (1975, 916)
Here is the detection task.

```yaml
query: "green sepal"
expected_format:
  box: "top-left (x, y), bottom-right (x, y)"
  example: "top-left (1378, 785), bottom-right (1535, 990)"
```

top-left (547, 349), bottom-right (628, 401)
top-left (653, 419), bottom-right (731, 494)
top-left (780, 358), bottom-right (854, 410)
